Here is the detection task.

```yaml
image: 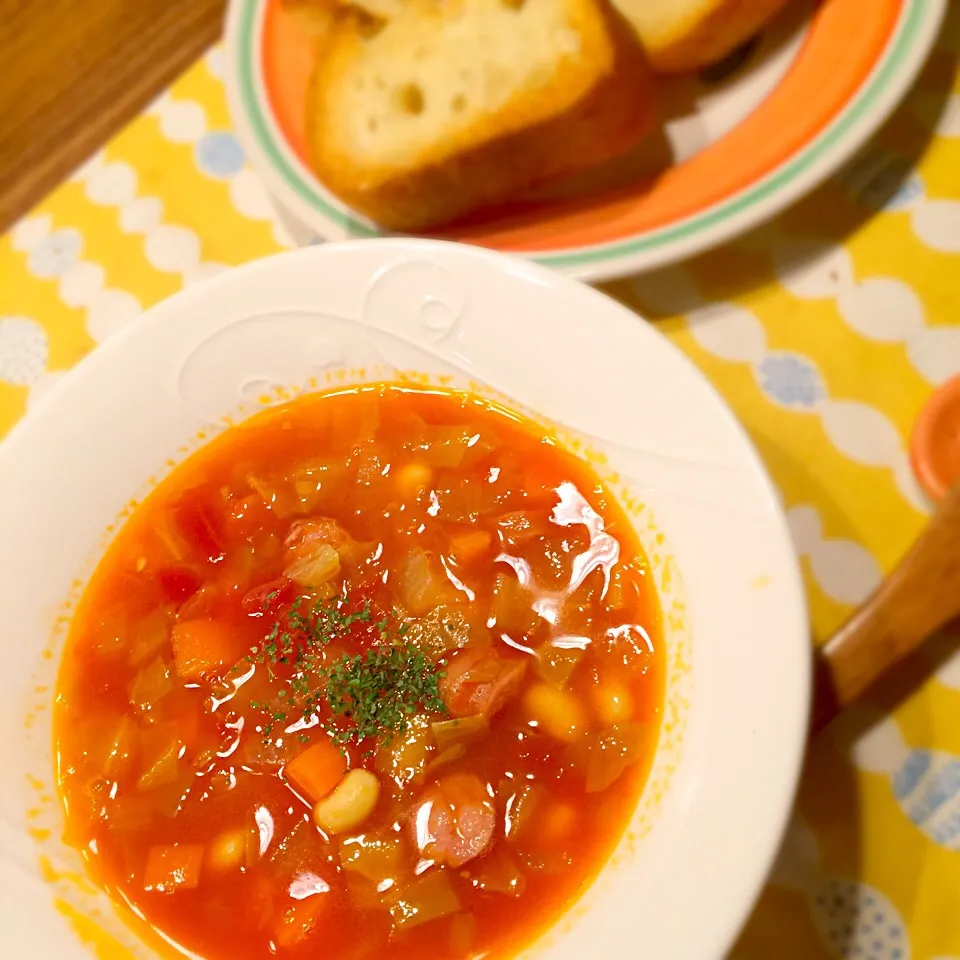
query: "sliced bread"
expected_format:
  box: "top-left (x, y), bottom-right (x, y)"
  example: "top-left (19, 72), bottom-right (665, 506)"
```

top-left (306, 0), bottom-right (657, 231)
top-left (609, 0), bottom-right (793, 73)
top-left (281, 0), bottom-right (339, 42)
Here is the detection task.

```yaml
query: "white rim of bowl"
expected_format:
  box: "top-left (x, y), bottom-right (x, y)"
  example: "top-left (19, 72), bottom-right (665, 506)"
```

top-left (0, 240), bottom-right (811, 958)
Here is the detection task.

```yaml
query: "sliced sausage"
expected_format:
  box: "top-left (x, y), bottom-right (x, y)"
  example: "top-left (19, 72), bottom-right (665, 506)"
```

top-left (411, 773), bottom-right (495, 868)
top-left (440, 647), bottom-right (527, 719)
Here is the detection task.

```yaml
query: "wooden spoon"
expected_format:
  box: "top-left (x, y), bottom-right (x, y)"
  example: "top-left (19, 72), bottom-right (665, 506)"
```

top-left (812, 482), bottom-right (960, 731)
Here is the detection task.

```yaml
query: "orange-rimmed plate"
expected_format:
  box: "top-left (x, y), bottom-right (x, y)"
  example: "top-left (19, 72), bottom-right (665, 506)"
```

top-left (224, 0), bottom-right (945, 281)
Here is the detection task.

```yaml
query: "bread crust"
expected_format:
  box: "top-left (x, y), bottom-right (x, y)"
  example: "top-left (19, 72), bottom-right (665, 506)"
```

top-left (611, 0), bottom-right (791, 73)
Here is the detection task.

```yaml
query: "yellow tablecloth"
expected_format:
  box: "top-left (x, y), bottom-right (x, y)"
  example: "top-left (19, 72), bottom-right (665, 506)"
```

top-left (2, 11), bottom-right (960, 958)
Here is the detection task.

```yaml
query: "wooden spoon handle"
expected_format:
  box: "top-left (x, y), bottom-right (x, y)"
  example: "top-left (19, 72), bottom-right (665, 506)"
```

top-left (812, 482), bottom-right (960, 730)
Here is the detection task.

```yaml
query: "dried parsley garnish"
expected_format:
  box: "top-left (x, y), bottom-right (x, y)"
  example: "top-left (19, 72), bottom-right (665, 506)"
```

top-left (241, 592), bottom-right (445, 747)
top-left (325, 644), bottom-right (446, 747)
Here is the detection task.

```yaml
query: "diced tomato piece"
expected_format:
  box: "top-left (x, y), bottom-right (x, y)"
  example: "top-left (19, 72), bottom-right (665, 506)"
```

top-left (284, 741), bottom-right (347, 804)
top-left (143, 843), bottom-right (204, 892)
top-left (440, 648), bottom-right (527, 719)
top-left (411, 774), bottom-right (495, 867)
top-left (171, 619), bottom-right (239, 681)
top-left (242, 578), bottom-right (296, 615)
top-left (157, 567), bottom-right (203, 605)
top-left (173, 495), bottom-right (225, 565)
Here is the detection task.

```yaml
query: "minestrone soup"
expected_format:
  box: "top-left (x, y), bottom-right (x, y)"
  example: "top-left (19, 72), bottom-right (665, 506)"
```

top-left (55, 385), bottom-right (664, 960)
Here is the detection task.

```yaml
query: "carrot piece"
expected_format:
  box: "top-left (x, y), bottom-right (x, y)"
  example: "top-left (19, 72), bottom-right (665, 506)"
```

top-left (143, 843), bottom-right (204, 892)
top-left (540, 800), bottom-right (576, 843)
top-left (284, 741), bottom-right (347, 804)
top-left (274, 894), bottom-right (330, 949)
top-left (449, 530), bottom-right (492, 567)
top-left (171, 618), bottom-right (237, 681)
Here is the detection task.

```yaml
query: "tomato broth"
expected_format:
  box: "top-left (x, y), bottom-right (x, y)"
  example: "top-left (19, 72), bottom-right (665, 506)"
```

top-left (54, 385), bottom-right (665, 960)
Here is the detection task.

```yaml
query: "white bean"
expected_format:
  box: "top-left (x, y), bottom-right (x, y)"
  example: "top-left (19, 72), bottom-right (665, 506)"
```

top-left (207, 828), bottom-right (255, 871)
top-left (594, 681), bottom-right (633, 725)
top-left (395, 463), bottom-right (433, 499)
top-left (312, 769), bottom-right (381, 834)
top-left (523, 682), bottom-right (586, 742)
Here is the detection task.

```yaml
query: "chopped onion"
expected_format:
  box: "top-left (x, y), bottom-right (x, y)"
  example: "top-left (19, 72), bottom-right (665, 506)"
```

top-left (101, 795), bottom-right (153, 832)
top-left (128, 657), bottom-right (173, 713)
top-left (192, 746), bottom-right (218, 770)
top-left (501, 780), bottom-right (546, 841)
top-left (410, 426), bottom-right (473, 468)
top-left (431, 715), bottom-right (488, 749)
top-left (449, 913), bottom-right (477, 953)
top-left (465, 846), bottom-right (526, 897)
top-left (344, 873), bottom-right (385, 914)
top-left (218, 543), bottom-right (256, 594)
top-left (247, 473), bottom-right (300, 518)
top-left (340, 830), bottom-right (404, 885)
top-left (76, 712), bottom-right (138, 779)
top-left (535, 644), bottom-right (583, 688)
top-left (287, 461), bottom-right (347, 513)
top-left (604, 562), bottom-right (639, 612)
top-left (155, 517), bottom-right (188, 562)
top-left (438, 481), bottom-right (485, 523)
top-left (375, 714), bottom-right (434, 786)
top-left (397, 549), bottom-right (448, 615)
top-left (388, 869), bottom-right (461, 929)
top-left (408, 425), bottom-right (501, 469)
top-left (489, 573), bottom-right (538, 638)
top-left (284, 543), bottom-right (341, 587)
top-left (585, 723), bottom-right (651, 793)
top-left (285, 517), bottom-right (352, 558)
top-left (128, 609), bottom-right (170, 668)
top-left (402, 606), bottom-right (486, 662)
top-left (89, 605), bottom-right (128, 660)
top-left (497, 511), bottom-right (546, 544)
top-left (143, 843), bottom-right (203, 892)
top-left (137, 740), bottom-right (181, 792)
top-left (426, 743), bottom-right (466, 774)
top-left (103, 716), bottom-right (138, 778)
top-left (337, 540), bottom-right (379, 570)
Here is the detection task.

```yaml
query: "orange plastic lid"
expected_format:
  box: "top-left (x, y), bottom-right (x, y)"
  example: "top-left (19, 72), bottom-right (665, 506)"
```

top-left (910, 374), bottom-right (960, 501)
